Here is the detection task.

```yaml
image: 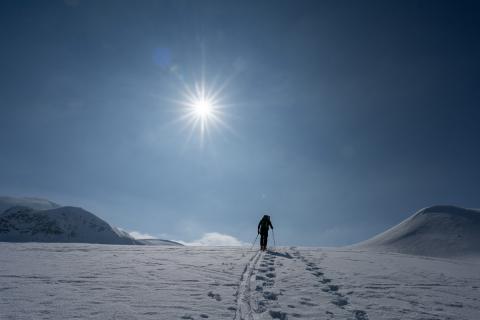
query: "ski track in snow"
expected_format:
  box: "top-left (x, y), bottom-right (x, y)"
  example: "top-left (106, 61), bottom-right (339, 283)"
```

top-left (234, 250), bottom-right (262, 320)
top-left (1, 243), bottom-right (479, 319)
top-left (234, 248), bottom-right (368, 319)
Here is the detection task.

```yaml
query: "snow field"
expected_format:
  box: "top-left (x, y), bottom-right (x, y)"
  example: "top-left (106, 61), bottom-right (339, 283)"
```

top-left (1, 243), bottom-right (479, 319)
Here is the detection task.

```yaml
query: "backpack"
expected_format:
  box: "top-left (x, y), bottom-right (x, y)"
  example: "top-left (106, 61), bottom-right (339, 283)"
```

top-left (259, 215), bottom-right (271, 233)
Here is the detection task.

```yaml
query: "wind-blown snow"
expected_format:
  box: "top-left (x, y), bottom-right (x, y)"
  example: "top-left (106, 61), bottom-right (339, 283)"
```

top-left (0, 243), bottom-right (478, 319)
top-left (355, 205), bottom-right (480, 257)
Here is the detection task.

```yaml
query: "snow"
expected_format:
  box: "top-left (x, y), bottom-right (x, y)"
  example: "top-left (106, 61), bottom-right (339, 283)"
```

top-left (137, 239), bottom-right (183, 246)
top-left (0, 206), bottom-right (183, 246)
top-left (1, 203), bottom-right (479, 318)
top-left (0, 196), bottom-right (179, 246)
top-left (0, 206), bottom-right (139, 245)
top-left (354, 205), bottom-right (480, 257)
top-left (0, 243), bottom-right (478, 320)
top-left (0, 196), bottom-right (60, 213)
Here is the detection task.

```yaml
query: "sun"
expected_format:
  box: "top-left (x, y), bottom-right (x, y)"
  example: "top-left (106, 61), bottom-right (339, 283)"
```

top-left (193, 98), bottom-right (213, 118)
top-left (172, 76), bottom-right (232, 146)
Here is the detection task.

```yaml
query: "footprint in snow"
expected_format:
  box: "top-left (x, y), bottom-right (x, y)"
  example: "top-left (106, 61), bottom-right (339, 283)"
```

top-left (269, 310), bottom-right (288, 320)
top-left (263, 291), bottom-right (278, 300)
top-left (264, 279), bottom-right (275, 287)
top-left (327, 285), bottom-right (339, 292)
top-left (207, 291), bottom-right (221, 301)
top-left (257, 300), bottom-right (267, 313)
top-left (353, 310), bottom-right (369, 320)
top-left (331, 296), bottom-right (348, 307)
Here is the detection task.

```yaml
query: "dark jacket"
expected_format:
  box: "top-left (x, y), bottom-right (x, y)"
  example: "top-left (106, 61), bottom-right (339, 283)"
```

top-left (258, 215), bottom-right (273, 235)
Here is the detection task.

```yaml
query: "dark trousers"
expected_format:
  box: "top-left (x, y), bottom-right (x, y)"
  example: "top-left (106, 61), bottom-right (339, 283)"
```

top-left (260, 233), bottom-right (268, 249)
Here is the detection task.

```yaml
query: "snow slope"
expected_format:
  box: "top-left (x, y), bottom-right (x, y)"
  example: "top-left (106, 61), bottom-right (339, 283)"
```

top-left (0, 206), bottom-right (140, 245)
top-left (0, 243), bottom-right (478, 320)
top-left (355, 205), bottom-right (480, 257)
top-left (137, 238), bottom-right (184, 246)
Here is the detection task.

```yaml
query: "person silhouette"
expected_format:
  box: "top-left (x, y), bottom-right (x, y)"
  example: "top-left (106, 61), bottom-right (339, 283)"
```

top-left (257, 214), bottom-right (273, 251)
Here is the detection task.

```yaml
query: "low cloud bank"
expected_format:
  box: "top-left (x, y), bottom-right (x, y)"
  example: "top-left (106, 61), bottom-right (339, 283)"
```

top-left (177, 232), bottom-right (248, 246)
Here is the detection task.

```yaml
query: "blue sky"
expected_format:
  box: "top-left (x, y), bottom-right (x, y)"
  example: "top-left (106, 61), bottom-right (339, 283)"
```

top-left (1, 0), bottom-right (479, 246)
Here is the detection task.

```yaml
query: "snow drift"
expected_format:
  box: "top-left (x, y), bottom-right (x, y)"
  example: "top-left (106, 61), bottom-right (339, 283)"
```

top-left (356, 205), bottom-right (480, 257)
top-left (0, 206), bottom-right (140, 244)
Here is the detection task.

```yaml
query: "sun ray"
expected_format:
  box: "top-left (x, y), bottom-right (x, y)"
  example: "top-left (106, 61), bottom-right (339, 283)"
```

top-left (170, 72), bottom-right (233, 147)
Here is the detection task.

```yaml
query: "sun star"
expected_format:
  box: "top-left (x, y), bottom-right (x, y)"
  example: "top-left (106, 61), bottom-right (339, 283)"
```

top-left (193, 98), bottom-right (213, 118)
top-left (173, 76), bottom-right (232, 146)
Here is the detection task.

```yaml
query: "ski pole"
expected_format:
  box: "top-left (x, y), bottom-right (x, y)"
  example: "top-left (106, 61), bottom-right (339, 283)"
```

top-left (272, 229), bottom-right (276, 250)
top-left (250, 233), bottom-right (259, 250)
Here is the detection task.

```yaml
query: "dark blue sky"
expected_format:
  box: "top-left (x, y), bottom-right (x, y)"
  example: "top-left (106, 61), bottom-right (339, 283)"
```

top-left (1, 0), bottom-right (479, 245)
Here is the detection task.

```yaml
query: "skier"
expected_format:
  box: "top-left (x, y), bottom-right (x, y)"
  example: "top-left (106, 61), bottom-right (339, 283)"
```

top-left (257, 214), bottom-right (273, 251)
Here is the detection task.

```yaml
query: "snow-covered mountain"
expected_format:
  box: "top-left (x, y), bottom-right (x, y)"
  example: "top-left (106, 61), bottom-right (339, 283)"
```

top-left (0, 205), bottom-right (140, 244)
top-left (0, 196), bottom-right (183, 245)
top-left (0, 196), bottom-right (60, 213)
top-left (355, 205), bottom-right (480, 257)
